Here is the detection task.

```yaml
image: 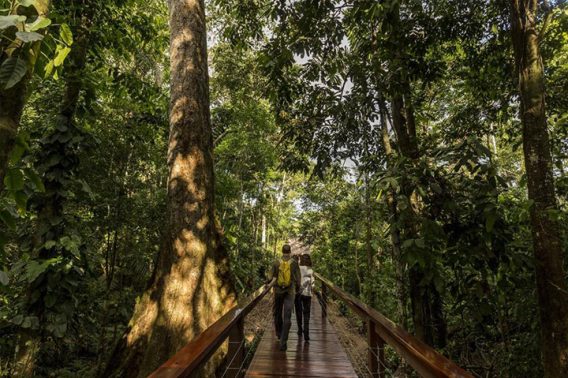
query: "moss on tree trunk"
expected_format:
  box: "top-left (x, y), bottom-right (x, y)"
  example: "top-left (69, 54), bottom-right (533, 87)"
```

top-left (509, 1), bottom-right (568, 376)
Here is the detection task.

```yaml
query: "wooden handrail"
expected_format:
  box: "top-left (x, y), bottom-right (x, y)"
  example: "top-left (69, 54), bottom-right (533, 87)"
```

top-left (149, 282), bottom-right (274, 378)
top-left (314, 272), bottom-right (473, 378)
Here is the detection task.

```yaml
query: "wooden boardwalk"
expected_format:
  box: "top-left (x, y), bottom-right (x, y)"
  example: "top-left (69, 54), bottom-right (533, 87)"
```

top-left (245, 297), bottom-right (357, 377)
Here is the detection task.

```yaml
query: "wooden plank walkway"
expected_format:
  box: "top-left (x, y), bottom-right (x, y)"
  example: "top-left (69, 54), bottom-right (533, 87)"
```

top-left (245, 297), bottom-right (357, 377)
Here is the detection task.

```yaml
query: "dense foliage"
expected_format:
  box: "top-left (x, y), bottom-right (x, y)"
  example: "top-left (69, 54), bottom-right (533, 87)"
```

top-left (0, 0), bottom-right (566, 377)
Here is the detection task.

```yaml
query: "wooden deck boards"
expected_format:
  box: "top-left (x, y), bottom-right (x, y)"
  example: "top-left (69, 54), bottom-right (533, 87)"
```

top-left (245, 297), bottom-right (357, 377)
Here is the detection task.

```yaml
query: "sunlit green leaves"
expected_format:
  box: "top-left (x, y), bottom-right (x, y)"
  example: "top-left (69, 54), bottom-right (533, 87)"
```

top-left (26, 16), bottom-right (51, 32)
top-left (54, 46), bottom-right (71, 67)
top-left (0, 15), bottom-right (26, 30)
top-left (59, 23), bottom-right (73, 46)
top-left (16, 31), bottom-right (44, 42)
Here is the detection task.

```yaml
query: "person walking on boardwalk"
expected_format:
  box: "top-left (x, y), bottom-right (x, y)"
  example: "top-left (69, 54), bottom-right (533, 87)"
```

top-left (294, 254), bottom-right (314, 341)
top-left (269, 244), bottom-right (300, 351)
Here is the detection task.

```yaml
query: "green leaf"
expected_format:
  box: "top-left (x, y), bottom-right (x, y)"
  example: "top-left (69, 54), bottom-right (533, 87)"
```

top-left (25, 169), bottom-right (45, 192)
top-left (0, 270), bottom-right (9, 285)
top-left (16, 31), bottom-right (44, 42)
top-left (53, 322), bottom-right (67, 338)
top-left (27, 16), bottom-right (51, 32)
top-left (415, 238), bottom-right (425, 248)
top-left (401, 239), bottom-right (413, 249)
top-left (45, 294), bottom-right (56, 308)
top-left (43, 240), bottom-right (56, 249)
top-left (0, 15), bottom-right (26, 30)
top-left (18, 0), bottom-right (37, 7)
top-left (4, 169), bottom-right (24, 191)
top-left (54, 46), bottom-right (71, 67)
top-left (0, 57), bottom-right (28, 89)
top-left (59, 23), bottom-right (73, 46)
top-left (9, 143), bottom-right (26, 164)
top-left (11, 315), bottom-right (24, 325)
top-left (44, 59), bottom-right (54, 78)
top-left (26, 261), bottom-right (46, 282)
top-left (0, 210), bottom-right (16, 230)
top-left (14, 191), bottom-right (28, 212)
top-left (485, 213), bottom-right (497, 233)
top-left (25, 259), bottom-right (58, 282)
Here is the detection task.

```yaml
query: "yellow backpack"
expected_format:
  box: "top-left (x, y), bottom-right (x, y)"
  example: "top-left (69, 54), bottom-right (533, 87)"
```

top-left (277, 259), bottom-right (291, 288)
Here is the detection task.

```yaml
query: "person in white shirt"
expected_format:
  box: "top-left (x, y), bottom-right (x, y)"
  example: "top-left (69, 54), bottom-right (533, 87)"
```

top-left (294, 254), bottom-right (314, 341)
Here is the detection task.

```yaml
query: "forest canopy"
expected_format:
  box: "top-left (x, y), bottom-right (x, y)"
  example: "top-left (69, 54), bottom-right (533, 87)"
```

top-left (0, 0), bottom-right (567, 377)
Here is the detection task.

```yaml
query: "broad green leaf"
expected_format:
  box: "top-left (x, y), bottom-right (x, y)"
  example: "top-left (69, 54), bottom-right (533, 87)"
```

top-left (401, 239), bottom-right (413, 249)
top-left (54, 46), bottom-right (71, 67)
top-left (44, 59), bottom-right (54, 78)
top-left (27, 16), bottom-right (51, 32)
top-left (45, 294), bottom-right (56, 307)
top-left (18, 0), bottom-right (37, 7)
top-left (0, 15), bottom-right (26, 30)
top-left (16, 31), bottom-right (44, 42)
top-left (60, 23), bottom-right (73, 46)
top-left (9, 143), bottom-right (26, 164)
top-left (0, 57), bottom-right (28, 89)
top-left (53, 322), bottom-right (67, 338)
top-left (25, 259), bottom-right (58, 282)
top-left (14, 191), bottom-right (28, 212)
top-left (43, 240), bottom-right (56, 249)
top-left (4, 169), bottom-right (24, 191)
top-left (415, 238), bottom-right (425, 248)
top-left (0, 270), bottom-right (8, 285)
top-left (0, 210), bottom-right (16, 230)
top-left (11, 315), bottom-right (24, 325)
top-left (25, 168), bottom-right (45, 192)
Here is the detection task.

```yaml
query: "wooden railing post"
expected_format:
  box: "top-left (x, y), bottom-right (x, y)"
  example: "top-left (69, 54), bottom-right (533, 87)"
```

top-left (226, 317), bottom-right (245, 378)
top-left (367, 319), bottom-right (385, 378)
top-left (321, 284), bottom-right (328, 318)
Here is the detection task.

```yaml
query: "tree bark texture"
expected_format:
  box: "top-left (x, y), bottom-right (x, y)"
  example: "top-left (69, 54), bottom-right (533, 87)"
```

top-left (509, 1), bottom-right (568, 376)
top-left (102, 1), bottom-right (236, 377)
top-left (380, 1), bottom-right (449, 347)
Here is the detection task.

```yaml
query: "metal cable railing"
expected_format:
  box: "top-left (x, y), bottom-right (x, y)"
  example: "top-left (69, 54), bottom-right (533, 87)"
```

top-left (315, 272), bottom-right (473, 378)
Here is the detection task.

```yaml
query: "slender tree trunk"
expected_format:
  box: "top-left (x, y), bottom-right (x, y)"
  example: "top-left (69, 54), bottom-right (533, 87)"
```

top-left (13, 13), bottom-right (87, 376)
top-left (509, 2), bottom-right (568, 376)
top-left (379, 103), bottom-right (408, 329)
top-left (102, 1), bottom-right (236, 376)
top-left (261, 214), bottom-right (267, 249)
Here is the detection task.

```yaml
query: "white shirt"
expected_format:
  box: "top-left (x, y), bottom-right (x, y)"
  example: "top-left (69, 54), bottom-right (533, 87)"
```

top-left (299, 266), bottom-right (314, 296)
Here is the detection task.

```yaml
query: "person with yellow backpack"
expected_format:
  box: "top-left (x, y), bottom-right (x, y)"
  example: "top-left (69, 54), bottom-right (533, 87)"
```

top-left (268, 244), bottom-right (301, 351)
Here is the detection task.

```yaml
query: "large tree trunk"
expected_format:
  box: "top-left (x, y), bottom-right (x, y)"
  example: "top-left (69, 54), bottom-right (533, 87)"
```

top-left (509, 2), bottom-right (568, 376)
top-left (102, 1), bottom-right (236, 377)
top-left (0, 1), bottom-right (50, 192)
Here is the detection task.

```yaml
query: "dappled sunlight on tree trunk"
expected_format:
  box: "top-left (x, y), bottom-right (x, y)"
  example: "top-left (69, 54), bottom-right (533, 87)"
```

top-left (101, 1), bottom-right (236, 377)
